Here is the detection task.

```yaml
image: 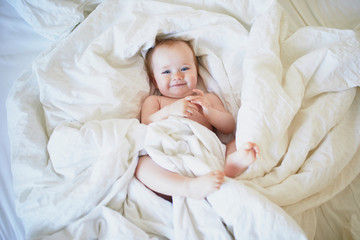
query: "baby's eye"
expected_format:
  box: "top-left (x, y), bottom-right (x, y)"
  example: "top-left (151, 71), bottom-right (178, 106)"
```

top-left (162, 70), bottom-right (171, 74)
top-left (181, 67), bottom-right (189, 72)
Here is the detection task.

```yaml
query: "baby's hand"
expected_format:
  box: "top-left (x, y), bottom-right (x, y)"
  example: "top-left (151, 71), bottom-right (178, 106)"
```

top-left (167, 98), bottom-right (199, 118)
top-left (187, 89), bottom-right (211, 116)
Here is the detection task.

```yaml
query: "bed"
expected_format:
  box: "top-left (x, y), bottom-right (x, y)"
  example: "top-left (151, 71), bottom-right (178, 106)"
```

top-left (1, 0), bottom-right (360, 239)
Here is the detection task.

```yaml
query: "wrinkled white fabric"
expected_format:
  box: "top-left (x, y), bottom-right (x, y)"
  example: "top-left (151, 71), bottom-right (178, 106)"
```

top-left (6, 0), bottom-right (360, 239)
top-left (7, 0), bottom-right (102, 40)
top-left (145, 117), bottom-right (306, 239)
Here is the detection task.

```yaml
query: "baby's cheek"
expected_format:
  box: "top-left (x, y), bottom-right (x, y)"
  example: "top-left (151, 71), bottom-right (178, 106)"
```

top-left (190, 76), bottom-right (198, 88)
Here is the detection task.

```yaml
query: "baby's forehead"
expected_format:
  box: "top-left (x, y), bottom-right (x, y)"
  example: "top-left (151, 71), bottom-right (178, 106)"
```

top-left (155, 40), bottom-right (191, 51)
top-left (149, 40), bottom-right (197, 69)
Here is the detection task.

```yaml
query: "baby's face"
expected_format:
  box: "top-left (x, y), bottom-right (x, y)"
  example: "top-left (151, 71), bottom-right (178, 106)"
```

top-left (151, 41), bottom-right (198, 98)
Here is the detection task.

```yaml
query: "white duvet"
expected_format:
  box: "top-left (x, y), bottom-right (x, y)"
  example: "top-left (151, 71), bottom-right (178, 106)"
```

top-left (7, 0), bottom-right (360, 239)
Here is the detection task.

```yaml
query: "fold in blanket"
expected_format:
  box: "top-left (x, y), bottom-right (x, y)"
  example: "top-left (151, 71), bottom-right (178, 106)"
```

top-left (144, 117), bottom-right (226, 176)
top-left (6, 0), bottom-right (360, 239)
top-left (144, 117), bottom-right (306, 239)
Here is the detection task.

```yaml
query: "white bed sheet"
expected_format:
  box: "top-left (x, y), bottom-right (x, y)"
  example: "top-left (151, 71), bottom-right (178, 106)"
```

top-left (0, 1), bottom-right (52, 239)
top-left (278, 0), bottom-right (360, 33)
top-left (1, 0), bottom-right (360, 239)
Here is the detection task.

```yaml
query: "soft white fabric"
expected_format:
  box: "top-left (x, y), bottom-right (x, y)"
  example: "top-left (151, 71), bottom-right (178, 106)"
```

top-left (7, 0), bottom-right (102, 40)
top-left (0, 1), bottom-right (50, 238)
top-left (145, 117), bottom-right (306, 239)
top-left (278, 0), bottom-right (360, 33)
top-left (235, 3), bottom-right (360, 209)
top-left (6, 0), bottom-right (360, 239)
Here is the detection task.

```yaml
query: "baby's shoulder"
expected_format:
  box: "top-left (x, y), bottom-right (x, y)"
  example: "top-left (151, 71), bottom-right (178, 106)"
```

top-left (145, 94), bottom-right (160, 100)
top-left (204, 92), bottom-right (221, 101)
top-left (143, 94), bottom-right (161, 106)
top-left (143, 95), bottom-right (172, 108)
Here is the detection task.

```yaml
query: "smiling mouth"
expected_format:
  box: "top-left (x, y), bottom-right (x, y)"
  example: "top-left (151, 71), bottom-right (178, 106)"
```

top-left (170, 83), bottom-right (186, 87)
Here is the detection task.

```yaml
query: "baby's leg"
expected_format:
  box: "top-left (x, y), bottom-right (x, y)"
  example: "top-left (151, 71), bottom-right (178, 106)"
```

top-left (135, 155), bottom-right (225, 200)
top-left (224, 140), bottom-right (259, 178)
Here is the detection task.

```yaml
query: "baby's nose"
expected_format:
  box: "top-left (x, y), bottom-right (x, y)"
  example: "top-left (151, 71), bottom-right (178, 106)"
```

top-left (172, 71), bottom-right (183, 80)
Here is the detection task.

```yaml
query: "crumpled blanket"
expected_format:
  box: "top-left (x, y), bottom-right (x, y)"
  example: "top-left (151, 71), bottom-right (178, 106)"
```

top-left (6, 0), bottom-right (360, 239)
top-left (143, 117), bottom-right (307, 239)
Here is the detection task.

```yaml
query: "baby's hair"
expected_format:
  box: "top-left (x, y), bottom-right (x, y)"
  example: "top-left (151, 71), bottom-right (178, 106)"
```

top-left (145, 37), bottom-right (199, 84)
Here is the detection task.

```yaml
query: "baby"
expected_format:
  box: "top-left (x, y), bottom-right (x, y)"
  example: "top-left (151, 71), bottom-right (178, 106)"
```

top-left (135, 38), bottom-right (259, 200)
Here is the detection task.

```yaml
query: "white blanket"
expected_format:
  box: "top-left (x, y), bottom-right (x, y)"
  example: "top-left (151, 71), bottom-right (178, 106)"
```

top-left (144, 117), bottom-right (306, 239)
top-left (7, 0), bottom-right (360, 239)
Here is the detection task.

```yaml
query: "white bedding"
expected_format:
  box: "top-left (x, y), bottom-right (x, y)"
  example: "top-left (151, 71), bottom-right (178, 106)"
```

top-left (0, 1), bottom-right (51, 239)
top-left (143, 117), bottom-right (306, 239)
top-left (2, 0), bottom-right (360, 239)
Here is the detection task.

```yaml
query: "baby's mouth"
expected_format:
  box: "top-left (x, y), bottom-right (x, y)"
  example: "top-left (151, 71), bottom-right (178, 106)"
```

top-left (170, 82), bottom-right (186, 87)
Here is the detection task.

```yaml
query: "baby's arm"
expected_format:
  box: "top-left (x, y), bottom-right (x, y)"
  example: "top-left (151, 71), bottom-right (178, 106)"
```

top-left (141, 95), bottom-right (163, 124)
top-left (189, 89), bottom-right (235, 134)
top-left (141, 95), bottom-right (199, 124)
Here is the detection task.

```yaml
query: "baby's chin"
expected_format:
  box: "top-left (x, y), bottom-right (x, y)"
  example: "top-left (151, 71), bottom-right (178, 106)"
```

top-left (166, 88), bottom-right (194, 98)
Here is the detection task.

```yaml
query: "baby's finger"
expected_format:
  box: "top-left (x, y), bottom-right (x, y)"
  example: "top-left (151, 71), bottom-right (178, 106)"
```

top-left (190, 98), bottom-right (205, 108)
top-left (186, 95), bottom-right (201, 102)
top-left (185, 95), bottom-right (196, 101)
top-left (188, 102), bottom-right (201, 112)
top-left (185, 107), bottom-right (193, 115)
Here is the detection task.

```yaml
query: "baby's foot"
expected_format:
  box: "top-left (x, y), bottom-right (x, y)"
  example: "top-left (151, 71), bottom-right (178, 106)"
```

top-left (184, 170), bottom-right (225, 199)
top-left (224, 142), bottom-right (259, 178)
